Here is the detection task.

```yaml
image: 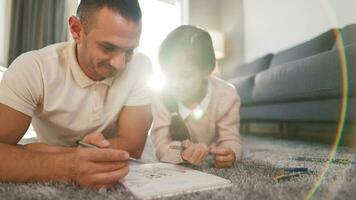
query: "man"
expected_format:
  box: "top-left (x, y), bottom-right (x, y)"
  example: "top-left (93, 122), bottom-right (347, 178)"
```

top-left (0, 0), bottom-right (152, 189)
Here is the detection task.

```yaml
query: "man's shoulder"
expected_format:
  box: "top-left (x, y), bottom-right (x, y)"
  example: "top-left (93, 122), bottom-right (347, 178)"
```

top-left (35, 42), bottom-right (70, 62)
top-left (6, 42), bottom-right (71, 82)
top-left (10, 42), bottom-right (70, 67)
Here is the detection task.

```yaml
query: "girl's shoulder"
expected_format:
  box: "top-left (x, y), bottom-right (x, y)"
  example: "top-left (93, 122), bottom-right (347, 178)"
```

top-left (210, 76), bottom-right (241, 117)
top-left (210, 76), bottom-right (239, 98)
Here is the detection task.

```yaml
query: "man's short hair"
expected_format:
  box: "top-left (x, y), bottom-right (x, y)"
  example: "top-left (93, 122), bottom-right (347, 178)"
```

top-left (77, 0), bottom-right (142, 27)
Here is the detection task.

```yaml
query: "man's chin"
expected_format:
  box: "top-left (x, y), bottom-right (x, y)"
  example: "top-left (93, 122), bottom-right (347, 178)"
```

top-left (104, 70), bottom-right (123, 79)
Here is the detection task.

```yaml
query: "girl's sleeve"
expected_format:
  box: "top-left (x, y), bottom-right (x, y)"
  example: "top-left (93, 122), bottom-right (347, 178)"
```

top-left (215, 87), bottom-right (243, 161)
top-left (151, 96), bottom-right (185, 164)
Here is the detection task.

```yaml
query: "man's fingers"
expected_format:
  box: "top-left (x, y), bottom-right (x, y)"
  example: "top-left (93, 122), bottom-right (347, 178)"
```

top-left (83, 132), bottom-right (110, 148)
top-left (80, 148), bottom-right (129, 162)
top-left (90, 166), bottom-right (129, 185)
top-left (88, 161), bottom-right (129, 174)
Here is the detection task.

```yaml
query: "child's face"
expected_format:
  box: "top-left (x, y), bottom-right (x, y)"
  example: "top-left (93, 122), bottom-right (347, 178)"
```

top-left (162, 56), bottom-right (208, 101)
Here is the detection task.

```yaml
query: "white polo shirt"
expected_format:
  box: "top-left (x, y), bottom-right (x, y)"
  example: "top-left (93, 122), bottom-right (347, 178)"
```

top-left (0, 42), bottom-right (152, 146)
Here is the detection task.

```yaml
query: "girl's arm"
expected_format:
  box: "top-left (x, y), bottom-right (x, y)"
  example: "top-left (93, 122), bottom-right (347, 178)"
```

top-left (151, 97), bottom-right (185, 164)
top-left (215, 90), bottom-right (243, 161)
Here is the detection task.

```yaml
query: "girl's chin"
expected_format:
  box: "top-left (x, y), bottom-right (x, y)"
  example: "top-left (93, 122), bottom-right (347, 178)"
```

top-left (173, 95), bottom-right (190, 102)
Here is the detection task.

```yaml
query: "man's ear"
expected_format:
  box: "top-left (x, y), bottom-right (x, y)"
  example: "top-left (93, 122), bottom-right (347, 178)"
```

top-left (68, 16), bottom-right (83, 43)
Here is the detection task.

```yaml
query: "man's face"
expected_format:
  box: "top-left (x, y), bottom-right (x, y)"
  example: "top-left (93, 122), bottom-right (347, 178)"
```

top-left (75, 7), bottom-right (142, 81)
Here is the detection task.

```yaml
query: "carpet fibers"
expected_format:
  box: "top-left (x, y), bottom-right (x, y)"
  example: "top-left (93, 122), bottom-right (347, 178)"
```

top-left (1, 135), bottom-right (355, 200)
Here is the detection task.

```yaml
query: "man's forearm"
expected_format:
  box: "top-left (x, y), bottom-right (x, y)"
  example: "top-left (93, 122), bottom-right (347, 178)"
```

top-left (0, 143), bottom-right (75, 183)
top-left (24, 142), bottom-right (76, 154)
top-left (108, 137), bottom-right (146, 159)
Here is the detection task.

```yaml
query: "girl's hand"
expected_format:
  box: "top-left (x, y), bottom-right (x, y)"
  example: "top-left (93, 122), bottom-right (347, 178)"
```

top-left (210, 147), bottom-right (236, 169)
top-left (180, 140), bottom-right (210, 165)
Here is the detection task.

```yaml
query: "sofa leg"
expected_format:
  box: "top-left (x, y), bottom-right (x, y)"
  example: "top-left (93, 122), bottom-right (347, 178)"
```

top-left (241, 123), bottom-right (250, 134)
top-left (279, 122), bottom-right (288, 138)
top-left (240, 123), bottom-right (245, 133)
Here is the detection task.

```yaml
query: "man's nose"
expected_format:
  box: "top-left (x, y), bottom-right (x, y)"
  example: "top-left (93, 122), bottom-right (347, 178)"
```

top-left (110, 52), bottom-right (126, 70)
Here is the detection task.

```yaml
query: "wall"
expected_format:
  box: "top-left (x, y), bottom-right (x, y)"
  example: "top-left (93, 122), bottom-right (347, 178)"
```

top-left (244, 0), bottom-right (356, 62)
top-left (188, 0), bottom-right (245, 75)
top-left (189, 0), bottom-right (220, 30)
top-left (0, 0), bottom-right (76, 67)
top-left (219, 0), bottom-right (244, 75)
top-left (0, 0), bottom-right (12, 67)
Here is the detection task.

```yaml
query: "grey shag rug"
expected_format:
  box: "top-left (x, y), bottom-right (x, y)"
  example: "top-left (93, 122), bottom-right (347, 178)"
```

top-left (1, 135), bottom-right (355, 200)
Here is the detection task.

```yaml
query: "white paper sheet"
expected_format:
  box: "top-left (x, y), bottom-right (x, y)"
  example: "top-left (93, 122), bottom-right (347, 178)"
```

top-left (122, 163), bottom-right (232, 199)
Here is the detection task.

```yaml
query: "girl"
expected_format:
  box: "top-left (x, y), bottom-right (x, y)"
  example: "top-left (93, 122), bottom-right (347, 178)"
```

top-left (151, 25), bottom-right (242, 168)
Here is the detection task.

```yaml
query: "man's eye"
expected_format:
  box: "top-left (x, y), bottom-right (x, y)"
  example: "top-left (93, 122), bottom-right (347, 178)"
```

top-left (103, 47), bottom-right (115, 52)
top-left (100, 45), bottom-right (117, 53)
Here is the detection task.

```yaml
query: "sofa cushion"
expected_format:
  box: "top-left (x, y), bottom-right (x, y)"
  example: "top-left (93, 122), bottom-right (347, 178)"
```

top-left (270, 29), bottom-right (337, 67)
top-left (333, 23), bottom-right (356, 50)
top-left (229, 75), bottom-right (255, 104)
top-left (252, 44), bottom-right (356, 104)
top-left (240, 98), bottom-right (356, 123)
top-left (227, 54), bottom-right (273, 79)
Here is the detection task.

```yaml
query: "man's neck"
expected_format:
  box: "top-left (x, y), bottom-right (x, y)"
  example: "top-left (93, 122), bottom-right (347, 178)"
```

top-left (75, 44), bottom-right (104, 81)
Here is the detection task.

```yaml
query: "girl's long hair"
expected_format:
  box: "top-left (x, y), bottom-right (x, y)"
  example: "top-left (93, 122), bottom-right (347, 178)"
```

top-left (159, 25), bottom-right (216, 141)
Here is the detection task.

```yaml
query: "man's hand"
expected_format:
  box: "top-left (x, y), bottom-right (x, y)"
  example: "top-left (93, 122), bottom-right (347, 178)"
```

top-left (180, 140), bottom-right (210, 165)
top-left (72, 147), bottom-right (130, 189)
top-left (71, 132), bottom-right (129, 189)
top-left (210, 147), bottom-right (236, 169)
top-left (0, 101), bottom-right (131, 189)
top-left (82, 132), bottom-right (111, 148)
top-left (24, 132), bottom-right (130, 189)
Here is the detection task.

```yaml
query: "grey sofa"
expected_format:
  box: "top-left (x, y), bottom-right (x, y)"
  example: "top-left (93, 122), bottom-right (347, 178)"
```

top-left (227, 23), bottom-right (356, 124)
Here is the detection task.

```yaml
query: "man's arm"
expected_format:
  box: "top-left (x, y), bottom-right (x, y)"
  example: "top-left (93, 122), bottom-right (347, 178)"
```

top-left (0, 103), bottom-right (129, 188)
top-left (109, 105), bottom-right (153, 159)
top-left (0, 103), bottom-right (74, 182)
top-left (0, 104), bottom-right (31, 145)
